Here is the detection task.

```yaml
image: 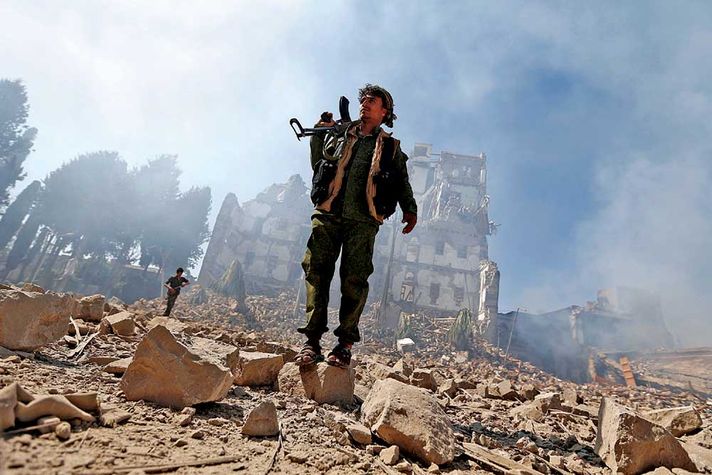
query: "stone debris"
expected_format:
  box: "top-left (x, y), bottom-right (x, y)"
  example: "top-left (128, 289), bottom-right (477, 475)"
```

top-left (100, 311), bottom-right (135, 336)
top-left (594, 397), bottom-right (697, 474)
top-left (410, 368), bottom-right (438, 391)
top-left (78, 294), bottom-right (106, 322)
top-left (102, 357), bottom-right (132, 375)
top-left (0, 284), bottom-right (710, 474)
top-left (233, 351), bottom-right (284, 387)
top-left (380, 445), bottom-right (400, 465)
top-left (241, 400), bottom-right (279, 437)
top-left (643, 405), bottom-right (703, 437)
top-left (120, 325), bottom-right (238, 408)
top-left (54, 421), bottom-right (71, 440)
top-left (277, 362), bottom-right (355, 405)
top-left (0, 289), bottom-right (77, 350)
top-left (362, 378), bottom-right (456, 465)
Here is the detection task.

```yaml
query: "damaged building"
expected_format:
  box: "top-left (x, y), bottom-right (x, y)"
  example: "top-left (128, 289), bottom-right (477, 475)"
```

top-left (484, 287), bottom-right (677, 383)
top-left (199, 144), bottom-right (499, 318)
top-left (199, 174), bottom-right (312, 293)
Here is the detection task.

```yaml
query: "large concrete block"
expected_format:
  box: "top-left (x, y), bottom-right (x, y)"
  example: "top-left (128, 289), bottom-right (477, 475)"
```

top-left (362, 378), bottom-right (456, 465)
top-left (277, 362), bottom-right (354, 405)
top-left (0, 290), bottom-right (77, 350)
top-left (594, 398), bottom-right (696, 474)
top-left (120, 325), bottom-right (239, 408)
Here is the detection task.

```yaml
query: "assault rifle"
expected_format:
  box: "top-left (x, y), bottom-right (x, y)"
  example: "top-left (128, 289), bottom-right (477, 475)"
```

top-left (289, 96), bottom-right (352, 141)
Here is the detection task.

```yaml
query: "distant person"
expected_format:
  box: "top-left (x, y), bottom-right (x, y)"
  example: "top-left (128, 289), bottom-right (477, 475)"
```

top-left (163, 267), bottom-right (189, 316)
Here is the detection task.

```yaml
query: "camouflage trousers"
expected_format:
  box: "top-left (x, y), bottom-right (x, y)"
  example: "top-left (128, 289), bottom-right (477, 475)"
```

top-left (297, 213), bottom-right (379, 344)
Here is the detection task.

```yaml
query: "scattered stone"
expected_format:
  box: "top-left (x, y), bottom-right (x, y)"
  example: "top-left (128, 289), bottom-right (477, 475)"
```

top-left (208, 417), bottom-right (229, 426)
top-left (362, 378), bottom-right (456, 465)
top-left (563, 387), bottom-right (583, 405)
top-left (120, 325), bottom-right (239, 408)
top-left (242, 400), bottom-right (279, 437)
top-left (643, 406), bottom-right (703, 437)
top-left (78, 294), bottom-right (105, 322)
top-left (37, 416), bottom-right (61, 433)
top-left (287, 452), bottom-right (308, 463)
top-left (410, 368), bottom-right (437, 391)
top-left (21, 282), bottom-right (44, 293)
top-left (100, 311), bottom-right (135, 336)
top-left (0, 289), bottom-right (78, 350)
top-left (396, 338), bottom-right (415, 353)
top-left (178, 407), bottom-right (196, 426)
top-left (346, 422), bottom-right (372, 445)
top-left (55, 421), bottom-right (72, 440)
top-left (492, 379), bottom-right (519, 400)
top-left (393, 358), bottom-right (414, 378)
top-left (103, 357), bottom-right (132, 375)
top-left (233, 351), bottom-right (284, 386)
top-left (255, 341), bottom-right (297, 363)
top-left (438, 379), bottom-right (458, 397)
top-left (370, 362), bottom-right (409, 383)
top-left (381, 445), bottom-right (400, 465)
top-left (534, 392), bottom-right (562, 413)
top-left (594, 398), bottom-right (696, 474)
top-left (99, 406), bottom-right (131, 427)
top-left (520, 384), bottom-right (540, 401)
top-left (190, 429), bottom-right (206, 440)
top-left (174, 438), bottom-right (188, 447)
top-left (511, 401), bottom-right (545, 422)
top-left (277, 362), bottom-right (355, 405)
top-left (146, 316), bottom-right (188, 333)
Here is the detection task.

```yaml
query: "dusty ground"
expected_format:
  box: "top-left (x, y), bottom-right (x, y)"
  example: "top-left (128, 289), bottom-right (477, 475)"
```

top-left (1, 287), bottom-right (710, 474)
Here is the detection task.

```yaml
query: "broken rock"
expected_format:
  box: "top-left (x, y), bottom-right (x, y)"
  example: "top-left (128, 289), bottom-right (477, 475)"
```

top-left (594, 397), bottom-right (696, 474)
top-left (100, 311), bottom-right (135, 336)
top-left (643, 406), bottom-right (703, 437)
top-left (0, 289), bottom-right (78, 350)
top-left (233, 351), bottom-right (284, 387)
top-left (277, 362), bottom-right (355, 405)
top-left (120, 325), bottom-right (239, 408)
top-left (78, 294), bottom-right (105, 322)
top-left (103, 357), bottom-right (132, 375)
top-left (410, 368), bottom-right (437, 391)
top-left (242, 400), bottom-right (279, 437)
top-left (362, 378), bottom-right (456, 465)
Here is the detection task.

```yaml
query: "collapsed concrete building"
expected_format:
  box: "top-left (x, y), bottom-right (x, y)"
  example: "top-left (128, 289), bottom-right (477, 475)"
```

top-left (484, 287), bottom-right (676, 382)
top-left (199, 145), bottom-right (499, 319)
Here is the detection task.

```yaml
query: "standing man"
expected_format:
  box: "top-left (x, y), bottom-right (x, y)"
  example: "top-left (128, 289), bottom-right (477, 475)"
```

top-left (295, 84), bottom-right (417, 368)
top-left (163, 267), bottom-right (189, 316)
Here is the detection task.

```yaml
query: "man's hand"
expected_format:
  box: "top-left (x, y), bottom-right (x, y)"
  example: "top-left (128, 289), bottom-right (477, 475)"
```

top-left (402, 212), bottom-right (417, 234)
top-left (318, 111), bottom-right (335, 127)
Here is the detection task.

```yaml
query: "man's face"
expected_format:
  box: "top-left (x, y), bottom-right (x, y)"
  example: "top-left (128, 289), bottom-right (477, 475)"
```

top-left (176, 271), bottom-right (183, 277)
top-left (359, 94), bottom-right (387, 124)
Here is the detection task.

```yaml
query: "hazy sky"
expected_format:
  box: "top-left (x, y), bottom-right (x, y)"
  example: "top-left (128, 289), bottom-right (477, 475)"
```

top-left (2, 1), bottom-right (711, 344)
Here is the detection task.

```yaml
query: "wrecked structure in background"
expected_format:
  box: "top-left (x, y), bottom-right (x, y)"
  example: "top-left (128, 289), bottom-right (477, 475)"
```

top-left (199, 175), bottom-right (312, 293)
top-left (483, 287), bottom-right (678, 383)
top-left (199, 145), bottom-right (499, 320)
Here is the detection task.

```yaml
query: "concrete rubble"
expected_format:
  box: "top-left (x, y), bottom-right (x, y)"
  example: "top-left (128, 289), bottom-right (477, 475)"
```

top-left (362, 378), bottom-right (457, 465)
top-left (120, 325), bottom-right (239, 408)
top-left (0, 287), bottom-right (77, 350)
top-left (595, 397), bottom-right (697, 474)
top-left (0, 284), bottom-right (708, 474)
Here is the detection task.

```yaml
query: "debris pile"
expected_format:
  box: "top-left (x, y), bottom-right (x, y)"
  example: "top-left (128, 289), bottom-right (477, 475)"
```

top-left (0, 284), bottom-right (709, 474)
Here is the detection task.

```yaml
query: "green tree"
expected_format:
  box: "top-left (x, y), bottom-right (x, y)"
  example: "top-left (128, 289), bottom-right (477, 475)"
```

top-left (133, 155), bottom-right (180, 270)
top-left (0, 79), bottom-right (37, 209)
top-left (35, 151), bottom-right (135, 260)
top-left (161, 186), bottom-right (211, 271)
top-left (3, 212), bottom-right (41, 276)
top-left (0, 180), bottom-right (40, 250)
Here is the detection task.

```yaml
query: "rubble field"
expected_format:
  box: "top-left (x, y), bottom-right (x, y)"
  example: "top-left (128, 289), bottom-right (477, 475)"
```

top-left (1, 283), bottom-right (710, 474)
